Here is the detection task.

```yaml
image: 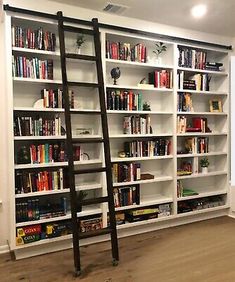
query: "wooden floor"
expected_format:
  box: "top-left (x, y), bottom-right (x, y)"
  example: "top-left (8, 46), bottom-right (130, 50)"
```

top-left (1, 216), bottom-right (235, 282)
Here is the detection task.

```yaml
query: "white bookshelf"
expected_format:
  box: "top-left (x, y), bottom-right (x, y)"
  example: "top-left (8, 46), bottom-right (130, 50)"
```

top-left (5, 11), bottom-right (230, 258)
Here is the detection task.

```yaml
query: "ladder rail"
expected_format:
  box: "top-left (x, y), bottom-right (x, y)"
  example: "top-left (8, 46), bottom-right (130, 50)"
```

top-left (57, 11), bottom-right (81, 273)
top-left (92, 18), bottom-right (119, 262)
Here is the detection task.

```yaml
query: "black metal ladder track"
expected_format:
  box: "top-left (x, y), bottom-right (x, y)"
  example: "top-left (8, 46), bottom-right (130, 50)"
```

top-left (57, 11), bottom-right (119, 277)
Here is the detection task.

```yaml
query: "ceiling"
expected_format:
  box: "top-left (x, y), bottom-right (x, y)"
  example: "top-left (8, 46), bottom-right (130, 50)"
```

top-left (49, 0), bottom-right (235, 37)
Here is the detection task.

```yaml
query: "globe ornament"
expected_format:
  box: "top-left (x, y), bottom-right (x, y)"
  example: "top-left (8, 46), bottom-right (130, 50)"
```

top-left (110, 67), bottom-right (121, 85)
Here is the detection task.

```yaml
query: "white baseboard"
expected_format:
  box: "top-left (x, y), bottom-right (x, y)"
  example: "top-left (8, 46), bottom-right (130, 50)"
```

top-left (0, 244), bottom-right (9, 254)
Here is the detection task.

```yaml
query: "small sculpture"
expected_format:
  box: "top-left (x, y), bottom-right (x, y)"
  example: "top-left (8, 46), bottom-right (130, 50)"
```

top-left (111, 67), bottom-right (121, 85)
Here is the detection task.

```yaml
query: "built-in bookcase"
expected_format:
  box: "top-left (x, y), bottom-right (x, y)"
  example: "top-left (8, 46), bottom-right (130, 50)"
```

top-left (5, 12), bottom-right (230, 258)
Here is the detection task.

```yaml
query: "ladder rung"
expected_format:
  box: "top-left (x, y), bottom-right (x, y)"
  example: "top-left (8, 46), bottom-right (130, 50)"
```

top-left (81, 196), bottom-right (109, 206)
top-left (66, 53), bottom-right (97, 61)
top-left (63, 25), bottom-right (94, 35)
top-left (78, 228), bottom-right (112, 239)
top-left (72, 138), bottom-right (104, 144)
top-left (73, 167), bottom-right (107, 175)
top-left (67, 81), bottom-right (99, 88)
top-left (70, 110), bottom-right (101, 115)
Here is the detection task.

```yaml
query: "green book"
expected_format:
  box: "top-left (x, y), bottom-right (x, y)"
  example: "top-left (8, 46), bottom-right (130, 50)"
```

top-left (182, 188), bottom-right (198, 197)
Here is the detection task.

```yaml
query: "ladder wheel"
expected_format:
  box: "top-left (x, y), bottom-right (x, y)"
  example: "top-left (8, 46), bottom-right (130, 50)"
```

top-left (74, 270), bottom-right (81, 277)
top-left (112, 259), bottom-right (119, 266)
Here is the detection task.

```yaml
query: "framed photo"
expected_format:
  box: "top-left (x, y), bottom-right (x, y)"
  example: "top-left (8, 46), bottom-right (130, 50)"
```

top-left (76, 128), bottom-right (93, 135)
top-left (209, 99), bottom-right (222, 112)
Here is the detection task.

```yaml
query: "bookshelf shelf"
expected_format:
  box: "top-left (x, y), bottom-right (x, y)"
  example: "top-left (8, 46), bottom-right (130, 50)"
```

top-left (115, 196), bottom-right (173, 211)
top-left (177, 89), bottom-right (228, 95)
top-left (177, 170), bottom-right (227, 180)
top-left (177, 67), bottom-right (228, 76)
top-left (15, 189), bottom-right (71, 198)
top-left (177, 190), bottom-right (227, 201)
top-left (110, 133), bottom-right (173, 138)
top-left (113, 175), bottom-right (173, 187)
top-left (117, 215), bottom-right (174, 230)
top-left (106, 84), bottom-right (173, 92)
top-left (177, 132), bottom-right (227, 136)
top-left (177, 112), bottom-right (228, 116)
top-left (106, 58), bottom-right (174, 70)
top-left (176, 205), bottom-right (229, 218)
top-left (14, 136), bottom-right (66, 140)
top-left (107, 110), bottom-right (173, 115)
top-left (13, 77), bottom-right (62, 84)
top-left (12, 47), bottom-right (60, 56)
top-left (14, 107), bottom-right (64, 112)
top-left (177, 152), bottom-right (227, 158)
top-left (111, 155), bottom-right (173, 162)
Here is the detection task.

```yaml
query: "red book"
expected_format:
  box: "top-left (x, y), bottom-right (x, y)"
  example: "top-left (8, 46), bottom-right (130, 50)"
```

top-left (154, 70), bottom-right (159, 88)
top-left (192, 117), bottom-right (202, 130)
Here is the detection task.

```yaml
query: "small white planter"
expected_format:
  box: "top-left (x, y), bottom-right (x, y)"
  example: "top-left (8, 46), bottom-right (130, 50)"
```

top-left (201, 167), bottom-right (208, 174)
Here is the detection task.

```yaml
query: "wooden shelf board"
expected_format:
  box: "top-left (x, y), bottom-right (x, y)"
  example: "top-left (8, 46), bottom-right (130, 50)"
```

top-left (177, 152), bottom-right (227, 158)
top-left (177, 170), bottom-right (227, 180)
top-left (106, 84), bottom-right (173, 92)
top-left (13, 77), bottom-right (62, 84)
top-left (113, 175), bottom-right (173, 187)
top-left (107, 110), bottom-right (173, 115)
top-left (177, 132), bottom-right (227, 136)
top-left (111, 155), bottom-right (173, 162)
top-left (177, 89), bottom-right (228, 95)
top-left (15, 189), bottom-right (71, 198)
top-left (106, 58), bottom-right (174, 70)
top-left (12, 47), bottom-right (60, 56)
top-left (110, 133), bottom-right (173, 138)
top-left (177, 67), bottom-right (228, 76)
top-left (177, 111), bottom-right (228, 116)
top-left (177, 190), bottom-right (227, 201)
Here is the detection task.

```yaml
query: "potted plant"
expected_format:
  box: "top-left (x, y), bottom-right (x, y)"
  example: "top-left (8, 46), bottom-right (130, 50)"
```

top-left (200, 157), bottom-right (209, 173)
top-left (153, 42), bottom-right (167, 64)
top-left (76, 34), bottom-right (85, 54)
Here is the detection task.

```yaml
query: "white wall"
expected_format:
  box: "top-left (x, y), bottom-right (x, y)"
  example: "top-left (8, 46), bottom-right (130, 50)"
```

top-left (0, 0), bottom-right (233, 250)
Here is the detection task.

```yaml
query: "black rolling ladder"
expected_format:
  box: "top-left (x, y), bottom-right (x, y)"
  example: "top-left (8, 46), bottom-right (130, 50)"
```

top-left (57, 11), bottom-right (119, 276)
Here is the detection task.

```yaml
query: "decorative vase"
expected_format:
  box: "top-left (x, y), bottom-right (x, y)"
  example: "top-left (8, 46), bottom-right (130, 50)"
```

top-left (77, 47), bottom-right (81, 54)
top-left (201, 167), bottom-right (208, 174)
top-left (155, 55), bottom-right (162, 65)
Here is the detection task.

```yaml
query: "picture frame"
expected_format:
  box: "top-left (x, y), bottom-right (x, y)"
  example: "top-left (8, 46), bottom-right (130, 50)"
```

top-left (209, 99), bottom-right (222, 112)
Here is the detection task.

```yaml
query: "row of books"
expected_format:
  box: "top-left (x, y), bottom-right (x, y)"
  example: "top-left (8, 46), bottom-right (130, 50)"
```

top-left (12, 56), bottom-right (53, 80)
top-left (177, 92), bottom-right (194, 112)
top-left (178, 47), bottom-right (207, 70)
top-left (123, 139), bottom-right (171, 157)
top-left (14, 116), bottom-right (62, 137)
top-left (112, 162), bottom-right (141, 183)
top-left (16, 143), bottom-right (66, 164)
top-left (184, 137), bottom-right (209, 154)
top-left (106, 89), bottom-right (143, 111)
top-left (178, 71), bottom-right (210, 91)
top-left (148, 70), bottom-right (173, 89)
top-left (177, 116), bottom-right (209, 134)
top-left (123, 115), bottom-right (152, 135)
top-left (15, 169), bottom-right (64, 194)
top-left (16, 197), bottom-right (67, 223)
top-left (12, 26), bottom-right (56, 51)
top-left (113, 185), bottom-right (140, 207)
top-left (41, 89), bottom-right (75, 109)
top-left (106, 40), bottom-right (147, 63)
top-left (178, 195), bottom-right (225, 213)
